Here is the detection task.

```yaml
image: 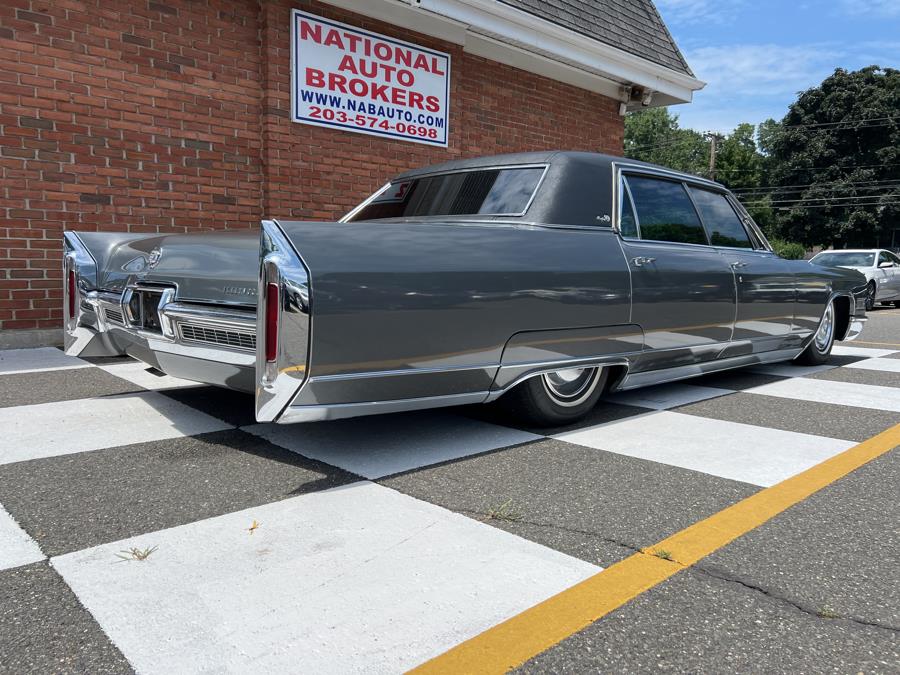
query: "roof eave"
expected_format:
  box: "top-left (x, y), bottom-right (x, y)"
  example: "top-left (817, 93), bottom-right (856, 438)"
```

top-left (318, 0), bottom-right (706, 106)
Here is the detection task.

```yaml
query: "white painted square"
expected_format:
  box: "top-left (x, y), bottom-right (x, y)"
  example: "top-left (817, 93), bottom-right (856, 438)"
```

top-left (831, 345), bottom-right (898, 358)
top-left (0, 392), bottom-right (232, 465)
top-left (99, 360), bottom-right (202, 391)
top-left (746, 378), bottom-right (900, 412)
top-left (0, 347), bottom-right (90, 375)
top-left (53, 482), bottom-right (598, 674)
top-left (748, 363), bottom-right (836, 378)
top-left (243, 411), bottom-right (541, 479)
top-left (844, 357), bottom-right (900, 373)
top-left (554, 411), bottom-right (852, 486)
top-left (0, 504), bottom-right (44, 571)
top-left (608, 383), bottom-right (733, 410)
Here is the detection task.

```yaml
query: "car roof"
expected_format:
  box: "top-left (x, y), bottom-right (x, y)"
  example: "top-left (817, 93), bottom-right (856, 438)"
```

top-left (393, 150), bottom-right (724, 190)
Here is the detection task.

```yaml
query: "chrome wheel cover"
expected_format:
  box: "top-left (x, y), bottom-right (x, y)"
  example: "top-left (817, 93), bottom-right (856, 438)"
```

top-left (814, 301), bottom-right (835, 353)
top-left (541, 367), bottom-right (601, 407)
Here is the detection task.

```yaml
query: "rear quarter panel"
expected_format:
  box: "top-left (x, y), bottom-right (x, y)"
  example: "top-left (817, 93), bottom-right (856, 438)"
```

top-left (277, 220), bottom-right (632, 404)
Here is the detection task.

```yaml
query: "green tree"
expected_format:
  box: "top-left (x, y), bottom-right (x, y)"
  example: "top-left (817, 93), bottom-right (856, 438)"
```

top-left (625, 110), bottom-right (778, 233)
top-left (624, 108), bottom-right (708, 177)
top-left (765, 66), bottom-right (900, 248)
top-left (714, 123), bottom-right (775, 231)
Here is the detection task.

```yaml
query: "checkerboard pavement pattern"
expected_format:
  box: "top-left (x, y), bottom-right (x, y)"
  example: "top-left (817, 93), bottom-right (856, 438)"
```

top-left (1, 345), bottom-right (899, 673)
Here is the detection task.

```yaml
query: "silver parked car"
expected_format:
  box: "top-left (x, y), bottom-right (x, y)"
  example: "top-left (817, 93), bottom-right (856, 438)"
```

top-left (809, 249), bottom-right (900, 310)
top-left (63, 152), bottom-right (868, 427)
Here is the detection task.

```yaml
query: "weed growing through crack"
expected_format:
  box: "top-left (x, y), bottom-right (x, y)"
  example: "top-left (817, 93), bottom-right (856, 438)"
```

top-left (483, 498), bottom-right (522, 522)
top-left (652, 549), bottom-right (673, 561)
top-left (817, 605), bottom-right (840, 619)
top-left (115, 545), bottom-right (158, 562)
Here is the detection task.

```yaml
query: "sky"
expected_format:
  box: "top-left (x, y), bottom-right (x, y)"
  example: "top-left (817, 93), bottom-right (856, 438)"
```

top-left (654, 0), bottom-right (900, 133)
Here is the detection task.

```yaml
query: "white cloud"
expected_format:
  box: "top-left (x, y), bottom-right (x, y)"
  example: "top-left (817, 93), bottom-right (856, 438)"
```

top-left (673, 39), bottom-right (898, 132)
top-left (684, 43), bottom-right (837, 97)
top-left (838, 0), bottom-right (900, 17)
top-left (655, 0), bottom-right (745, 25)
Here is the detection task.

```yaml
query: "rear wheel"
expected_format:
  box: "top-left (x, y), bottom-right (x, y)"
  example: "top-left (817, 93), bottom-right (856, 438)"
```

top-left (796, 300), bottom-right (835, 365)
top-left (501, 366), bottom-right (608, 427)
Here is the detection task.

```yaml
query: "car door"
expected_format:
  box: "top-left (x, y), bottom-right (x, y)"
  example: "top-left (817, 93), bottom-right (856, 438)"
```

top-left (887, 252), bottom-right (900, 298)
top-left (689, 186), bottom-right (796, 351)
top-left (876, 251), bottom-right (900, 299)
top-left (617, 172), bottom-right (736, 366)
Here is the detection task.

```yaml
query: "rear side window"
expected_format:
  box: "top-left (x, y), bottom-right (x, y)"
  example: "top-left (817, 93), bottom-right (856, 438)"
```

top-left (624, 175), bottom-right (707, 245)
top-left (346, 167), bottom-right (545, 221)
top-left (689, 188), bottom-right (753, 249)
top-left (619, 182), bottom-right (638, 238)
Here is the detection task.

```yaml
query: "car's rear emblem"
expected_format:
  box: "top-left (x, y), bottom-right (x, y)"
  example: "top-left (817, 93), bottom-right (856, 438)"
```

top-left (147, 248), bottom-right (162, 269)
top-left (223, 286), bottom-right (256, 296)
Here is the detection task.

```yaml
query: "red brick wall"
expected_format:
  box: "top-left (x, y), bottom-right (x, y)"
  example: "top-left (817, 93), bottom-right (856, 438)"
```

top-left (0, 0), bottom-right (624, 332)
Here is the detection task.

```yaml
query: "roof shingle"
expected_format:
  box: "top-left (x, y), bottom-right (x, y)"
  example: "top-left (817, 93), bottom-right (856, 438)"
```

top-left (499, 0), bottom-right (693, 76)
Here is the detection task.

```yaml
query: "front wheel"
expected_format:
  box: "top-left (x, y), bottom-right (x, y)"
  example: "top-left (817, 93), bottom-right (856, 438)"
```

top-left (500, 366), bottom-right (608, 427)
top-left (795, 300), bottom-right (836, 365)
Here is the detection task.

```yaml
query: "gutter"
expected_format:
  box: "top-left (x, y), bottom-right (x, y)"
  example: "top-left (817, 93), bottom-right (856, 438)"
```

top-left (318, 0), bottom-right (705, 106)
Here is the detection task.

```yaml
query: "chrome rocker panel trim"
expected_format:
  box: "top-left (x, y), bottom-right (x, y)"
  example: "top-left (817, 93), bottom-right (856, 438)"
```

top-left (278, 391), bottom-right (489, 424)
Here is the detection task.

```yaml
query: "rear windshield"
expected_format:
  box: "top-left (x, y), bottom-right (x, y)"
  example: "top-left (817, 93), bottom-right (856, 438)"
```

top-left (812, 252), bottom-right (875, 267)
top-left (345, 167), bottom-right (545, 222)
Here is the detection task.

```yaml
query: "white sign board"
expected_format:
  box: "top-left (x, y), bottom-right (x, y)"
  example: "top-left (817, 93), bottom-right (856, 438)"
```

top-left (291, 9), bottom-right (451, 147)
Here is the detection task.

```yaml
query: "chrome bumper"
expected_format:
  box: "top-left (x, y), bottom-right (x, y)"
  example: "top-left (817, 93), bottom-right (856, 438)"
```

top-left (64, 235), bottom-right (258, 390)
top-left (843, 288), bottom-right (868, 342)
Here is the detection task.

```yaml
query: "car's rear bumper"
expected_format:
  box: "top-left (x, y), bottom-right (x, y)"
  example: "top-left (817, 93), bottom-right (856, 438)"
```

top-left (64, 284), bottom-right (257, 392)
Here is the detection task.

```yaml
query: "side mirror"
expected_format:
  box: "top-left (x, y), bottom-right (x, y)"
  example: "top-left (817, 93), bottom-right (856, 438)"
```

top-left (878, 261), bottom-right (894, 269)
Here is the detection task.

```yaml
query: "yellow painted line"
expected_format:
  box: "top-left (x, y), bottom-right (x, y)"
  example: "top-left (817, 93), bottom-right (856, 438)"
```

top-left (854, 340), bottom-right (900, 347)
top-left (410, 423), bottom-right (900, 675)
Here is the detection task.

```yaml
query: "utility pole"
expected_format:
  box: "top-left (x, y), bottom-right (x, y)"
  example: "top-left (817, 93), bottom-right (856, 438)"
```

top-left (706, 132), bottom-right (723, 181)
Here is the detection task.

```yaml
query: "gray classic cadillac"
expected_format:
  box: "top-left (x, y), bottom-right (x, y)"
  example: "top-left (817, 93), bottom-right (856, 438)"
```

top-left (63, 151), bottom-right (867, 426)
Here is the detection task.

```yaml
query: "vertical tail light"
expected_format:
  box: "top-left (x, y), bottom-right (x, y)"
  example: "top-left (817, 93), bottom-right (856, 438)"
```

top-left (67, 269), bottom-right (77, 320)
top-left (265, 282), bottom-right (279, 362)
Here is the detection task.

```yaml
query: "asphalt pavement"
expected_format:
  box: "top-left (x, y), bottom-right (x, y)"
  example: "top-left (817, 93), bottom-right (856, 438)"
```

top-left (0, 311), bottom-right (898, 674)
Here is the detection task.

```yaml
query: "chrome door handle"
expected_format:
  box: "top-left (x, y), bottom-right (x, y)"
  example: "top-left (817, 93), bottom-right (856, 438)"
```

top-left (632, 256), bottom-right (656, 267)
top-left (731, 261), bottom-right (749, 269)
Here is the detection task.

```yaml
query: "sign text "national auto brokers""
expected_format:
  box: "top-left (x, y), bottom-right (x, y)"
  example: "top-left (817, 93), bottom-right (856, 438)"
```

top-left (291, 10), bottom-right (451, 146)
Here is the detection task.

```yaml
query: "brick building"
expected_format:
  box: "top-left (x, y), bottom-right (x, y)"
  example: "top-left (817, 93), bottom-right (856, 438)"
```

top-left (0, 0), bottom-right (700, 344)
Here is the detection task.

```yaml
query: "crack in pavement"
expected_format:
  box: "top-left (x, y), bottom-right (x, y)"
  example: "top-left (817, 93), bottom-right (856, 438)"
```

top-left (455, 506), bottom-right (647, 558)
top-left (691, 563), bottom-right (900, 635)
top-left (458, 505), bottom-right (900, 636)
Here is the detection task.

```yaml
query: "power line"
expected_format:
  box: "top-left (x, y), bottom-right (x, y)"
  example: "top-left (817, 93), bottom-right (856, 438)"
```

top-left (741, 196), bottom-right (900, 206)
top-left (777, 116), bottom-right (900, 130)
top-left (733, 178), bottom-right (900, 191)
top-left (732, 180), bottom-right (900, 195)
top-left (718, 163), bottom-right (900, 174)
top-left (628, 136), bottom-right (699, 152)
top-left (768, 201), bottom-right (900, 210)
top-left (630, 117), bottom-right (899, 153)
top-left (742, 194), bottom-right (899, 203)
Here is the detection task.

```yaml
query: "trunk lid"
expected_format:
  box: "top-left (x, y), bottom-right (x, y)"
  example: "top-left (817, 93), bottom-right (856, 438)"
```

top-left (82, 230), bottom-right (259, 306)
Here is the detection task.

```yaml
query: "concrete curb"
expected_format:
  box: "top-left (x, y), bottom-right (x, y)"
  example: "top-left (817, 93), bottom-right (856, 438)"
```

top-left (0, 329), bottom-right (64, 349)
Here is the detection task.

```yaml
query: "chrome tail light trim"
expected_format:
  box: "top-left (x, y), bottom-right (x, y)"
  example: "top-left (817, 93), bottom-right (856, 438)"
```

top-left (255, 219), bottom-right (312, 423)
top-left (62, 232), bottom-right (101, 354)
